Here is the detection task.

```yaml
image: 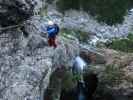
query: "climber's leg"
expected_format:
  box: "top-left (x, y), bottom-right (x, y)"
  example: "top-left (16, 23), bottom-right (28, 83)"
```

top-left (83, 72), bottom-right (98, 99)
top-left (48, 38), bottom-right (53, 46)
top-left (52, 37), bottom-right (57, 48)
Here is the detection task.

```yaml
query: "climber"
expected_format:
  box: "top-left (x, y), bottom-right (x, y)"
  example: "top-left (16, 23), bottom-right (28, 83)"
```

top-left (46, 21), bottom-right (59, 48)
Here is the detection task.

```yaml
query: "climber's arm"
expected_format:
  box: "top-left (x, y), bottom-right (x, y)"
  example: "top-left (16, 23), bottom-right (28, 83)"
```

top-left (47, 28), bottom-right (56, 34)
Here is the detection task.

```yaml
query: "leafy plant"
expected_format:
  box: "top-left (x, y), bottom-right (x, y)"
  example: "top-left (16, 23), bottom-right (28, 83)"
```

top-left (101, 65), bottom-right (124, 86)
top-left (107, 33), bottom-right (133, 53)
top-left (61, 28), bottom-right (89, 42)
top-left (61, 71), bottom-right (78, 91)
top-left (56, 0), bottom-right (80, 13)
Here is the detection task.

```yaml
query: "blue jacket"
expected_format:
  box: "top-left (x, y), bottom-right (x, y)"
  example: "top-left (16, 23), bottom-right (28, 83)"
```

top-left (46, 24), bottom-right (59, 38)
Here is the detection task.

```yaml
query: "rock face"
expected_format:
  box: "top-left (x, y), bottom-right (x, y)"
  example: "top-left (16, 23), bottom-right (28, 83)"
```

top-left (0, 16), bottom-right (80, 100)
top-left (0, 0), bottom-right (42, 27)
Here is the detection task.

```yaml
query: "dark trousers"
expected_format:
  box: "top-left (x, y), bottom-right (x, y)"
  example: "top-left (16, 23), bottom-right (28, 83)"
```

top-left (48, 36), bottom-right (57, 48)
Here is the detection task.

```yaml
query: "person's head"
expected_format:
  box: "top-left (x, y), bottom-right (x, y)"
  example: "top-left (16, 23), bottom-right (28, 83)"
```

top-left (80, 50), bottom-right (96, 64)
top-left (48, 20), bottom-right (54, 26)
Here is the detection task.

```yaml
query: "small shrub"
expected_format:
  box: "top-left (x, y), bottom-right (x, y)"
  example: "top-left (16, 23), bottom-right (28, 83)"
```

top-left (61, 71), bottom-right (78, 91)
top-left (56, 0), bottom-right (80, 12)
top-left (61, 28), bottom-right (89, 42)
top-left (76, 31), bottom-right (89, 42)
top-left (107, 33), bottom-right (133, 53)
top-left (100, 65), bottom-right (125, 86)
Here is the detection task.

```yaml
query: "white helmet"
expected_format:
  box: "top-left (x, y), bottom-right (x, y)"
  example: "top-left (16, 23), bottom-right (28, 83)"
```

top-left (48, 20), bottom-right (54, 25)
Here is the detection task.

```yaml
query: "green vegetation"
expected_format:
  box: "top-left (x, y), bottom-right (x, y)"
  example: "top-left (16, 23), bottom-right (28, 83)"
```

top-left (61, 71), bottom-right (77, 91)
top-left (57, 0), bottom-right (80, 12)
top-left (57, 0), bottom-right (133, 25)
top-left (101, 64), bottom-right (125, 86)
top-left (106, 33), bottom-right (133, 53)
top-left (46, 0), bottom-right (53, 4)
top-left (61, 28), bottom-right (89, 42)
